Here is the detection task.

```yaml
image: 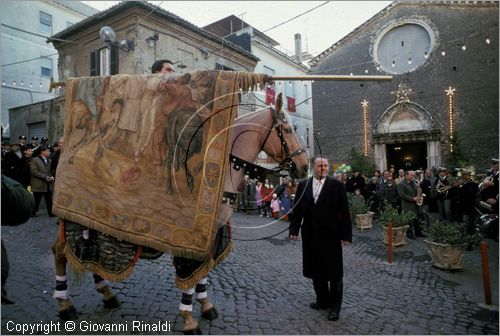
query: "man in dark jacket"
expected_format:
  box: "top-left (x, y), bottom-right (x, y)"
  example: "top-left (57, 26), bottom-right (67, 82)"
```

top-left (30, 146), bottom-right (55, 217)
top-left (397, 170), bottom-right (427, 239)
top-left (2, 174), bottom-right (35, 303)
top-left (289, 155), bottom-right (352, 321)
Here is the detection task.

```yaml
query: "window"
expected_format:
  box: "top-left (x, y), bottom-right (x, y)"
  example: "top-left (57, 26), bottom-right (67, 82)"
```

top-left (40, 11), bottom-right (52, 34)
top-left (100, 48), bottom-right (110, 76)
top-left (215, 63), bottom-right (234, 71)
top-left (90, 44), bottom-right (118, 76)
top-left (374, 21), bottom-right (433, 74)
top-left (40, 57), bottom-right (52, 77)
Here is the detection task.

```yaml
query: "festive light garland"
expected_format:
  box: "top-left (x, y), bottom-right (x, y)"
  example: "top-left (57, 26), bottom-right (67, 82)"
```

top-left (361, 99), bottom-right (369, 156)
top-left (445, 86), bottom-right (456, 153)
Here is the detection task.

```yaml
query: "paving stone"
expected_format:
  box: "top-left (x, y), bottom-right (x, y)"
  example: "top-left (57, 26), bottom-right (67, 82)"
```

top-left (1, 213), bottom-right (498, 335)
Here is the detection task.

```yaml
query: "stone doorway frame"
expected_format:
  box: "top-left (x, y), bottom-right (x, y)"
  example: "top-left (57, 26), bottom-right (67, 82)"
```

top-left (373, 99), bottom-right (442, 171)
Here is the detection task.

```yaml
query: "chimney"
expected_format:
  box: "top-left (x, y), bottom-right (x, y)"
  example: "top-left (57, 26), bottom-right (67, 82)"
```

top-left (294, 33), bottom-right (302, 63)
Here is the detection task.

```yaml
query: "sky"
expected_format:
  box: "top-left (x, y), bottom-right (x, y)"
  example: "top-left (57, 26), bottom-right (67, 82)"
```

top-left (82, 1), bottom-right (392, 57)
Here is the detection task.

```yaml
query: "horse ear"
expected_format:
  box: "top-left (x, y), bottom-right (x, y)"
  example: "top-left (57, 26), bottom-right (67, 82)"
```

top-left (276, 92), bottom-right (283, 113)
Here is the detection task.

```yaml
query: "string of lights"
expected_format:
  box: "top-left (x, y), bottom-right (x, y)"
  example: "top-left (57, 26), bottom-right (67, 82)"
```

top-left (361, 99), bottom-right (369, 156)
top-left (310, 26), bottom-right (497, 76)
top-left (445, 86), bottom-right (456, 153)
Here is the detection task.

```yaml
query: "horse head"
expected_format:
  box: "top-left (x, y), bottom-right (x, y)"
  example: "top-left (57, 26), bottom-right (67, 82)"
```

top-left (262, 93), bottom-right (308, 178)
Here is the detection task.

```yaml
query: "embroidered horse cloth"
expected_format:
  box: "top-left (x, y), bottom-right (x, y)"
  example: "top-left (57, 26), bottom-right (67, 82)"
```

top-left (53, 70), bottom-right (266, 260)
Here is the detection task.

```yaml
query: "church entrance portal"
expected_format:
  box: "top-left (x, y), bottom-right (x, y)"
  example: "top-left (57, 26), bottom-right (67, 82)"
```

top-left (386, 142), bottom-right (427, 171)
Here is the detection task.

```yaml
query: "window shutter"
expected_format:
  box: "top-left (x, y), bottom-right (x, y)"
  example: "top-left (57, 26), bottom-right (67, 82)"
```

top-left (90, 50), bottom-right (100, 76)
top-left (110, 42), bottom-right (119, 75)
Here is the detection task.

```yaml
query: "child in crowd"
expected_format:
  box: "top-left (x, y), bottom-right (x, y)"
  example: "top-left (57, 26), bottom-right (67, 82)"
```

top-left (270, 193), bottom-right (281, 219)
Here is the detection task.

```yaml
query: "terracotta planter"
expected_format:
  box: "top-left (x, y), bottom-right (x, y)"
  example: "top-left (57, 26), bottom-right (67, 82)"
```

top-left (354, 212), bottom-right (375, 230)
top-left (380, 224), bottom-right (409, 247)
top-left (424, 240), bottom-right (465, 271)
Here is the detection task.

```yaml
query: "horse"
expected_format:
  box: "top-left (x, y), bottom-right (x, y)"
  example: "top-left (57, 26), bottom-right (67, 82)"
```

top-left (51, 93), bottom-right (309, 333)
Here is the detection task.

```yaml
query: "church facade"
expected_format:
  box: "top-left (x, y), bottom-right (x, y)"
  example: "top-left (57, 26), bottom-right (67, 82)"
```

top-left (309, 1), bottom-right (498, 172)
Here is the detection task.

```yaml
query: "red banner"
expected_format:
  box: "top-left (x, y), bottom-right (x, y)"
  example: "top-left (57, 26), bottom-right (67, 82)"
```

top-left (287, 96), bottom-right (296, 112)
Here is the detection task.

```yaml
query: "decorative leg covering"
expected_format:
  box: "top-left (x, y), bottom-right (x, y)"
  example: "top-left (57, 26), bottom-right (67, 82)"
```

top-left (94, 274), bottom-right (120, 309)
top-left (53, 275), bottom-right (78, 321)
top-left (195, 278), bottom-right (218, 320)
top-left (179, 288), bottom-right (201, 334)
top-left (179, 310), bottom-right (201, 335)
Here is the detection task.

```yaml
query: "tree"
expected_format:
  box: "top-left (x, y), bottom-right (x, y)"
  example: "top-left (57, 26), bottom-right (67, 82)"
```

top-left (444, 132), bottom-right (470, 170)
top-left (348, 147), bottom-right (375, 176)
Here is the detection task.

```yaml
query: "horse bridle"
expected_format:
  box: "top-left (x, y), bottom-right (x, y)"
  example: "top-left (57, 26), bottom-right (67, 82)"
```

top-left (265, 107), bottom-right (306, 171)
top-left (229, 107), bottom-right (305, 175)
top-left (224, 107), bottom-right (306, 205)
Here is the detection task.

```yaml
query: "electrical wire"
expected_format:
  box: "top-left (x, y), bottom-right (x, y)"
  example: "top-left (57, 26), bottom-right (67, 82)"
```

top-left (259, 1), bottom-right (330, 34)
top-left (1, 53), bottom-right (59, 68)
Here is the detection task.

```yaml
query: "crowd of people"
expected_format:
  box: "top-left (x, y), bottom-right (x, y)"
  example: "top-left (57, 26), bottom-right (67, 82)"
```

top-left (1, 135), bottom-right (63, 218)
top-left (335, 161), bottom-right (499, 241)
top-left (234, 176), bottom-right (298, 221)
top-left (229, 159), bottom-right (499, 239)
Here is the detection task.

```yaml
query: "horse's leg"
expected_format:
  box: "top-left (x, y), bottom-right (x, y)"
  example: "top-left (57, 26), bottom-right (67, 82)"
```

top-left (52, 237), bottom-right (78, 321)
top-left (179, 287), bottom-right (201, 334)
top-left (93, 274), bottom-right (120, 309)
top-left (195, 277), bottom-right (218, 320)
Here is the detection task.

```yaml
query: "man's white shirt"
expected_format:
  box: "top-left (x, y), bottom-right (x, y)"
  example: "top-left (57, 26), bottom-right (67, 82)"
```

top-left (312, 177), bottom-right (326, 204)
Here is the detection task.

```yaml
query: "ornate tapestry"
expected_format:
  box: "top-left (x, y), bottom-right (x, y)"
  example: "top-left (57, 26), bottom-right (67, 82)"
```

top-left (53, 71), bottom-right (266, 261)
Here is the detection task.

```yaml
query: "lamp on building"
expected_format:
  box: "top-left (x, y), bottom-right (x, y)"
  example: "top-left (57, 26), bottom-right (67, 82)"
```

top-left (146, 31), bottom-right (159, 48)
top-left (173, 61), bottom-right (187, 69)
top-left (99, 26), bottom-right (135, 52)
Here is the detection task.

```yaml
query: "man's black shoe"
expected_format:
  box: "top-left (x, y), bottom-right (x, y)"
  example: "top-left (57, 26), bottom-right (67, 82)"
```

top-left (415, 232), bottom-right (427, 238)
top-left (310, 302), bottom-right (329, 310)
top-left (328, 310), bottom-right (339, 321)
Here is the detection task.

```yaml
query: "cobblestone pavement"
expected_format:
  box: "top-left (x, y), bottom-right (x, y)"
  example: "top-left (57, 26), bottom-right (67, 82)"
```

top-left (1, 209), bottom-right (498, 335)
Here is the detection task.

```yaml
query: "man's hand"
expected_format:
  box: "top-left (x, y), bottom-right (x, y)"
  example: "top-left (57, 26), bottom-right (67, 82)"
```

top-left (289, 235), bottom-right (298, 241)
top-left (341, 240), bottom-right (351, 247)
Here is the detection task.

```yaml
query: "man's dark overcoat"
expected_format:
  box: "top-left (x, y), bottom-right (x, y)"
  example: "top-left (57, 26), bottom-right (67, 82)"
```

top-left (397, 178), bottom-right (418, 214)
top-left (290, 176), bottom-right (352, 281)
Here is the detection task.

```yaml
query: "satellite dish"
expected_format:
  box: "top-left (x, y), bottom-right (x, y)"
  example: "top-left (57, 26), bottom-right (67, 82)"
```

top-left (99, 26), bottom-right (116, 44)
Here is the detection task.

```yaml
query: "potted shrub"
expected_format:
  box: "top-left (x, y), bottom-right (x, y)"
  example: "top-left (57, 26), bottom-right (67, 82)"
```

top-left (377, 202), bottom-right (417, 247)
top-left (425, 220), bottom-right (481, 271)
top-left (348, 192), bottom-right (374, 230)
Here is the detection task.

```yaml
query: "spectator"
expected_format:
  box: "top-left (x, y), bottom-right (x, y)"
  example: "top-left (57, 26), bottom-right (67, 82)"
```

top-left (2, 174), bottom-right (35, 304)
top-left (270, 193), bottom-right (281, 219)
top-left (30, 146), bottom-right (55, 217)
top-left (260, 178), bottom-right (274, 218)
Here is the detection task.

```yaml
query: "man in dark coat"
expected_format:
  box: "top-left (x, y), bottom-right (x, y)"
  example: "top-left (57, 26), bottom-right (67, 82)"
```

top-left (458, 170), bottom-right (479, 238)
top-left (3, 143), bottom-right (24, 183)
top-left (30, 145), bottom-right (55, 217)
top-left (289, 155), bottom-right (352, 321)
top-left (397, 170), bottom-right (427, 239)
top-left (2, 174), bottom-right (35, 303)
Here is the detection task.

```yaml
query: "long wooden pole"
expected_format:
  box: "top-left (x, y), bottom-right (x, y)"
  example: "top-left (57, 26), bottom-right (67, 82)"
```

top-left (480, 241), bottom-right (492, 305)
top-left (270, 75), bottom-right (393, 82)
top-left (49, 74), bottom-right (394, 92)
top-left (387, 222), bottom-right (393, 264)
